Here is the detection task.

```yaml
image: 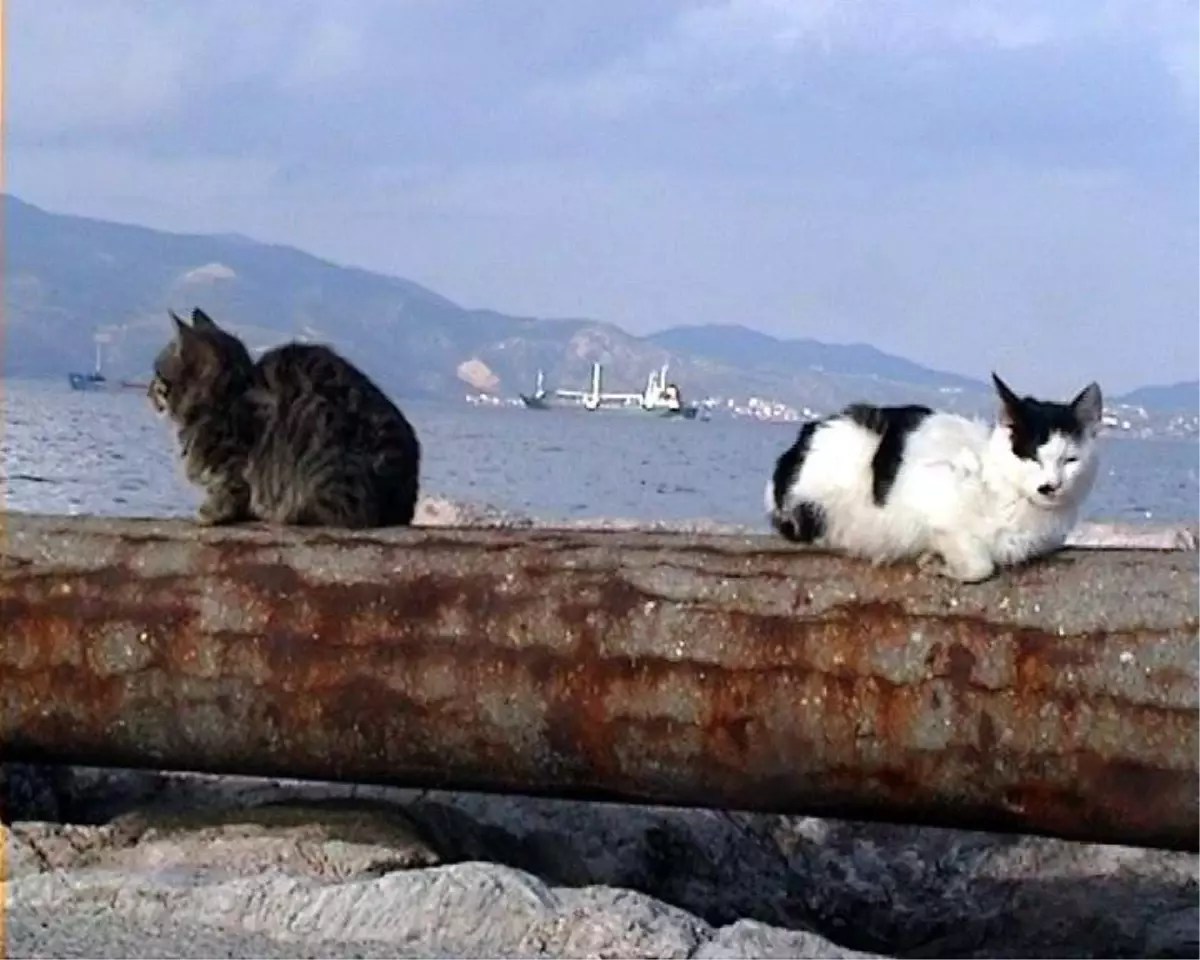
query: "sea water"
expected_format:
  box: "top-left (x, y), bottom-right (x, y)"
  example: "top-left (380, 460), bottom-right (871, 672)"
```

top-left (3, 380), bottom-right (1197, 528)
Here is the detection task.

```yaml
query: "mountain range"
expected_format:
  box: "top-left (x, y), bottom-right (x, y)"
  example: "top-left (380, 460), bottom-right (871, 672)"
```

top-left (5, 194), bottom-right (1193, 415)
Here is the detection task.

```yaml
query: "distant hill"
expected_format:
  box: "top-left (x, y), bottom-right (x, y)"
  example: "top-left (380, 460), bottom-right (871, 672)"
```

top-left (647, 324), bottom-right (984, 395)
top-left (1115, 380), bottom-right (1199, 413)
top-left (0, 194), bottom-right (1017, 411)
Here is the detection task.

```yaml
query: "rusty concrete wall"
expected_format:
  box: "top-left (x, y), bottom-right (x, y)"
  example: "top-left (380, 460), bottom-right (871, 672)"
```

top-left (1, 512), bottom-right (1197, 850)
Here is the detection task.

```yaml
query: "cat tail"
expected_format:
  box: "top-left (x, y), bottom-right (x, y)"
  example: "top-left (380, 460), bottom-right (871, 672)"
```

top-left (770, 498), bottom-right (825, 543)
top-left (767, 421), bottom-right (826, 544)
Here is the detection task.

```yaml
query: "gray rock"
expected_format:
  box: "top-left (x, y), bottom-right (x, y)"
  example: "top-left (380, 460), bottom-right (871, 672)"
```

top-left (11, 767), bottom-right (1196, 958)
top-left (695, 919), bottom-right (877, 959)
top-left (1, 764), bottom-right (68, 822)
top-left (7, 860), bottom-right (860, 959)
top-left (1143, 905), bottom-right (1200, 959)
top-left (401, 792), bottom-right (801, 929)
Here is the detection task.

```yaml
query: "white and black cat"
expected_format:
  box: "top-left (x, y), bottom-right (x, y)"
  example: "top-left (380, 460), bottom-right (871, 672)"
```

top-left (766, 373), bottom-right (1103, 582)
top-left (149, 307), bottom-right (421, 528)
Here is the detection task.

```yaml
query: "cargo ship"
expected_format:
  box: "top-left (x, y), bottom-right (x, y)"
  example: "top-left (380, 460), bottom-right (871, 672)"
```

top-left (523, 363), bottom-right (704, 419)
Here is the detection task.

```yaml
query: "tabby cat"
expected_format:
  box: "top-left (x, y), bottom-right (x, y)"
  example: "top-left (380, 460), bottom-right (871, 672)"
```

top-left (149, 307), bottom-right (421, 528)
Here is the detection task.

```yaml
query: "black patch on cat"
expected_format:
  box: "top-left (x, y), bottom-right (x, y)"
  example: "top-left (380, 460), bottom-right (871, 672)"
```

top-left (1004, 398), bottom-right (1086, 461)
top-left (770, 422), bottom-right (816, 510)
top-left (992, 373), bottom-right (1097, 463)
top-left (770, 421), bottom-right (826, 543)
top-left (842, 403), bottom-right (933, 506)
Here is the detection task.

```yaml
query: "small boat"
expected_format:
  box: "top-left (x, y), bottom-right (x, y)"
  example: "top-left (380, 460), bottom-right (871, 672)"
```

top-left (519, 369), bottom-right (553, 410)
top-left (67, 370), bottom-right (110, 391)
top-left (655, 380), bottom-right (701, 420)
top-left (67, 331), bottom-right (149, 392)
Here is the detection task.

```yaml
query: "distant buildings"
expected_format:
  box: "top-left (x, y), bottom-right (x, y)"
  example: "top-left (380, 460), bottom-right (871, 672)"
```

top-left (462, 388), bottom-right (1197, 440)
top-left (724, 395), bottom-right (1198, 439)
top-left (730, 396), bottom-right (813, 422)
top-left (1100, 403), bottom-right (1199, 440)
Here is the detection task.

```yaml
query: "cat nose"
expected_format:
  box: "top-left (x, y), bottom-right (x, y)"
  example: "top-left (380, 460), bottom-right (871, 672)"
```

top-left (1037, 481), bottom-right (1060, 496)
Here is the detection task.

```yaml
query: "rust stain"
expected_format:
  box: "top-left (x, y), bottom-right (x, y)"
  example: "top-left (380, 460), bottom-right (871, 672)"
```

top-left (977, 712), bottom-right (999, 758)
top-left (0, 515), bottom-right (1197, 851)
top-left (1147, 664), bottom-right (1200, 693)
top-left (1014, 627), bottom-right (1097, 671)
top-left (945, 644), bottom-right (977, 690)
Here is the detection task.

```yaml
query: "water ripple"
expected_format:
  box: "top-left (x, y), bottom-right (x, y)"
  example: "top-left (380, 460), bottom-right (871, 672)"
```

top-left (3, 380), bottom-right (1197, 527)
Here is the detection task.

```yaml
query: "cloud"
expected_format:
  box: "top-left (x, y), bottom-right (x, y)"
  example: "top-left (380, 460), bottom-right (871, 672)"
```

top-left (5, 0), bottom-right (372, 140)
top-left (22, 144), bottom-right (1188, 393)
top-left (4, 0), bottom-right (1196, 394)
top-left (12, 1), bottom-right (1192, 178)
top-left (6, 145), bottom-right (280, 224)
top-left (276, 16), bottom-right (367, 90)
top-left (535, 0), bottom-right (1198, 122)
top-left (6, 1), bottom-right (192, 137)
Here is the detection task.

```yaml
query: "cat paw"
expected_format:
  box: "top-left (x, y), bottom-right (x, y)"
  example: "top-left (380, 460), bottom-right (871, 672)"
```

top-left (915, 552), bottom-right (946, 577)
top-left (196, 501), bottom-right (248, 526)
top-left (942, 564), bottom-right (996, 584)
top-left (917, 551), bottom-right (995, 583)
top-left (195, 508), bottom-right (232, 526)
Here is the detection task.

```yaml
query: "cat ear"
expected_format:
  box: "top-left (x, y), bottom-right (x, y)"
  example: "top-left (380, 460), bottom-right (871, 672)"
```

top-left (991, 372), bottom-right (1022, 426)
top-left (1071, 381), bottom-right (1103, 430)
top-left (191, 308), bottom-right (219, 331)
top-left (169, 310), bottom-right (192, 337)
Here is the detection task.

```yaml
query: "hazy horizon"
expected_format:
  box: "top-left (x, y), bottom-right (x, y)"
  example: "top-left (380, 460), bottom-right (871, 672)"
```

top-left (7, 0), bottom-right (1198, 395)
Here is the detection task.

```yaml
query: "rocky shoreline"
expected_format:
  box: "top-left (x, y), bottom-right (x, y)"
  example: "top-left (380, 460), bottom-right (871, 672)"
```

top-left (6, 765), bottom-right (1197, 959)
top-left (3, 501), bottom-right (1197, 959)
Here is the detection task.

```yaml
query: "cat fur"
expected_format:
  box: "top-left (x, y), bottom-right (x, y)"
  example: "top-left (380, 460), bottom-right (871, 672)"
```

top-left (149, 307), bottom-right (421, 528)
top-left (766, 373), bottom-right (1103, 582)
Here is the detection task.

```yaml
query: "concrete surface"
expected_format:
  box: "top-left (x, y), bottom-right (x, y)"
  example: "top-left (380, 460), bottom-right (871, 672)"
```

top-left (414, 495), bottom-right (1200, 547)
top-left (3, 507), bottom-right (1197, 850)
top-left (2, 501), bottom-right (1198, 958)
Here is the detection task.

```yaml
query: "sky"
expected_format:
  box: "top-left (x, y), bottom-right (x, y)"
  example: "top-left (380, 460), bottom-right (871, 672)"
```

top-left (6, 0), bottom-right (1198, 395)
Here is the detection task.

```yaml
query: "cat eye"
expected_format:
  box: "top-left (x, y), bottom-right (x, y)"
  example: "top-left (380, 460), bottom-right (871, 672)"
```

top-left (1064, 456), bottom-right (1079, 465)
